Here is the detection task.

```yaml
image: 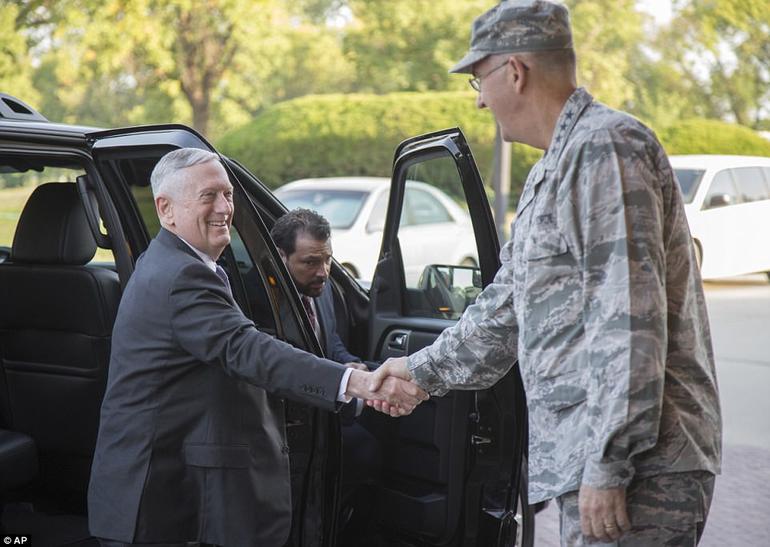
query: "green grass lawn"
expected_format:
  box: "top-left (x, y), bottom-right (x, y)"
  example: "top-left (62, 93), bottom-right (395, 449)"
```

top-left (1, 185), bottom-right (114, 262)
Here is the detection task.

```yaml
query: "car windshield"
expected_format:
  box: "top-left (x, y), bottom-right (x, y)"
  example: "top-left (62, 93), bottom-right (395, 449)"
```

top-left (673, 168), bottom-right (705, 203)
top-left (276, 189), bottom-right (369, 229)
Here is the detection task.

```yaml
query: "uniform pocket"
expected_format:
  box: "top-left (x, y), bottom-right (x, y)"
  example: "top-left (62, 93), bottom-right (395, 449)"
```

top-left (525, 218), bottom-right (568, 261)
top-left (183, 443), bottom-right (251, 468)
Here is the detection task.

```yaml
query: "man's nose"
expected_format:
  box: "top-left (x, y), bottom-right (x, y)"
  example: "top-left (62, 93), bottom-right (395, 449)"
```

top-left (216, 192), bottom-right (233, 214)
top-left (476, 92), bottom-right (486, 109)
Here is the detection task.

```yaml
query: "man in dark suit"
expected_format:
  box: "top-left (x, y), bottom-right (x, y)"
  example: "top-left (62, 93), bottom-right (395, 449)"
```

top-left (270, 209), bottom-right (382, 532)
top-left (87, 148), bottom-right (427, 547)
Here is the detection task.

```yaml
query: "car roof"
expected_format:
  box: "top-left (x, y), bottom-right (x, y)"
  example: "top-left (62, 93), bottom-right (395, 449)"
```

top-left (669, 155), bottom-right (770, 169)
top-left (275, 177), bottom-right (390, 193)
top-left (0, 116), bottom-right (102, 134)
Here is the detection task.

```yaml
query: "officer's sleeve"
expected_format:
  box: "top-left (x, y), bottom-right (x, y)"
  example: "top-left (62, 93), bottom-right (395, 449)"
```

top-left (406, 240), bottom-right (519, 396)
top-left (564, 128), bottom-right (668, 489)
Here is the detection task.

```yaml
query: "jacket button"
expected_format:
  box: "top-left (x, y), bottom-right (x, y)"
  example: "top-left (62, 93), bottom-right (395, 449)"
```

top-left (281, 444), bottom-right (290, 454)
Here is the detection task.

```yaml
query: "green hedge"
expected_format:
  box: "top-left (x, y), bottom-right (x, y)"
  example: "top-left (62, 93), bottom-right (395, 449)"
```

top-left (217, 92), bottom-right (542, 204)
top-left (218, 95), bottom-right (770, 209)
top-left (658, 118), bottom-right (770, 156)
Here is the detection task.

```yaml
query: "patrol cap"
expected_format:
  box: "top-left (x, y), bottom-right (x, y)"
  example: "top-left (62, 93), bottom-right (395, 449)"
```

top-left (450, 0), bottom-right (573, 74)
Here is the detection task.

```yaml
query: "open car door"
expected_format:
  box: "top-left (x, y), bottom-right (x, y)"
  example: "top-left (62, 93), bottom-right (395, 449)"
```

top-left (366, 128), bottom-right (531, 546)
top-left (88, 125), bottom-right (343, 546)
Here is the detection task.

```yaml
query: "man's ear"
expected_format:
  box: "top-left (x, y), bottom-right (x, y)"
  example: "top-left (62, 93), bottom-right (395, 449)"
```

top-left (277, 248), bottom-right (288, 264)
top-left (510, 56), bottom-right (528, 92)
top-left (156, 195), bottom-right (174, 226)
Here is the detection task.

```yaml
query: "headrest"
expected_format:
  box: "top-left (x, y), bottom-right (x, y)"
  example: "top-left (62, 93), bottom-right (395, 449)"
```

top-left (12, 182), bottom-right (97, 265)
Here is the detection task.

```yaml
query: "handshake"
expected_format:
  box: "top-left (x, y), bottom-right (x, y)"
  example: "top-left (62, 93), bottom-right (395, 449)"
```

top-left (344, 357), bottom-right (429, 417)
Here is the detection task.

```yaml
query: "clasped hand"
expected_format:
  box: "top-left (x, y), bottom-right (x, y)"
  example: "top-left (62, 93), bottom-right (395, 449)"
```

top-left (345, 357), bottom-right (428, 417)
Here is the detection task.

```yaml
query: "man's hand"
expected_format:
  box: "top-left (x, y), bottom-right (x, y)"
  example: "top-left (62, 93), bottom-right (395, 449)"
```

top-left (345, 367), bottom-right (428, 417)
top-left (578, 485), bottom-right (631, 542)
top-left (365, 357), bottom-right (426, 416)
top-left (368, 357), bottom-right (410, 390)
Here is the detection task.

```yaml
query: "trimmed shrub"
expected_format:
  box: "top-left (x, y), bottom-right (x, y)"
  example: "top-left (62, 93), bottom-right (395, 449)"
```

top-left (217, 92), bottom-right (542, 204)
top-left (218, 96), bottom-right (770, 211)
top-left (658, 118), bottom-right (770, 156)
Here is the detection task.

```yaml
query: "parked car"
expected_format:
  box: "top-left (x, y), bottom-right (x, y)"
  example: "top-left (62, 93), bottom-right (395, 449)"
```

top-left (0, 92), bottom-right (531, 546)
top-left (275, 177), bottom-right (479, 283)
top-left (670, 154), bottom-right (770, 280)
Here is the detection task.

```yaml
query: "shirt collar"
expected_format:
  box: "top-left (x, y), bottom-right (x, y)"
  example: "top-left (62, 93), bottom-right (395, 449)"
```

top-left (542, 87), bottom-right (593, 170)
top-left (177, 236), bottom-right (217, 272)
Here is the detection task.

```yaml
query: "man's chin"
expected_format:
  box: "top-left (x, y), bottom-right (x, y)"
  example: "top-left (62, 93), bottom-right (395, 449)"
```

top-left (304, 284), bottom-right (325, 298)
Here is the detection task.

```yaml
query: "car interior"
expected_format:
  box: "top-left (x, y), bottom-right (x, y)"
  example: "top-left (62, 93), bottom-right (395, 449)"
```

top-left (0, 155), bottom-right (118, 545)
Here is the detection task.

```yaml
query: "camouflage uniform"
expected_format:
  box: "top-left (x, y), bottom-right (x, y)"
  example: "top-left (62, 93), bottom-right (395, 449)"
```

top-left (407, 88), bottom-right (722, 507)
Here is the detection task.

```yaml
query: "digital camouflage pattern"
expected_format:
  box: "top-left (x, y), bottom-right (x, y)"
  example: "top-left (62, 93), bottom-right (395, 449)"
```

top-left (450, 0), bottom-right (573, 74)
top-left (407, 87), bottom-right (722, 503)
top-left (557, 471), bottom-right (715, 546)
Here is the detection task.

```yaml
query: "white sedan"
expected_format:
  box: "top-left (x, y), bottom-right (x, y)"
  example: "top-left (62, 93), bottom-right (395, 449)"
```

top-left (274, 177), bottom-right (479, 283)
top-left (671, 155), bottom-right (770, 280)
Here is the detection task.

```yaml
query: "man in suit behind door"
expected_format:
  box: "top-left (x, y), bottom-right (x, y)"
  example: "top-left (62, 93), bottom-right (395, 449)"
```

top-left (270, 209), bottom-right (381, 520)
top-left (87, 148), bottom-right (427, 547)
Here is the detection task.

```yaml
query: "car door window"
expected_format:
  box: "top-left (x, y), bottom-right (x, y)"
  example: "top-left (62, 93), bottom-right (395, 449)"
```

top-left (397, 156), bottom-right (481, 319)
top-left (403, 186), bottom-right (452, 225)
top-left (732, 166), bottom-right (770, 203)
top-left (0, 159), bottom-right (114, 264)
top-left (704, 169), bottom-right (740, 209)
top-left (130, 184), bottom-right (162, 237)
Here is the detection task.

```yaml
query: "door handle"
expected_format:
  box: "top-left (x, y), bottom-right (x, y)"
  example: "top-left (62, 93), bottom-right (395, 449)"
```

top-left (387, 331), bottom-right (409, 351)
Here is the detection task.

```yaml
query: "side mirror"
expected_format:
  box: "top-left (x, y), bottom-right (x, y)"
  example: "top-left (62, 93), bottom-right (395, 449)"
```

top-left (706, 193), bottom-right (732, 209)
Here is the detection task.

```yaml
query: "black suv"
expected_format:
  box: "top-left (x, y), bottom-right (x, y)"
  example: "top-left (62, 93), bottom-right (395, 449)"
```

top-left (0, 93), bottom-right (531, 546)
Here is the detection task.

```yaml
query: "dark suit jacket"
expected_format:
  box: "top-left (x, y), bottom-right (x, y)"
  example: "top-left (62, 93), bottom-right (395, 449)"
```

top-left (315, 282), bottom-right (360, 365)
top-left (88, 228), bottom-right (346, 546)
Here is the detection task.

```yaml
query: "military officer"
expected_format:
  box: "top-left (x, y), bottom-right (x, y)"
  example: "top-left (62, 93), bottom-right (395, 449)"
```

top-left (371, 1), bottom-right (722, 545)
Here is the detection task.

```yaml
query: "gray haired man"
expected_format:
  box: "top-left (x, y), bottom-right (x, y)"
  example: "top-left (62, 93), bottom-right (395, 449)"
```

top-left (88, 148), bottom-right (427, 546)
top-left (372, 1), bottom-right (722, 545)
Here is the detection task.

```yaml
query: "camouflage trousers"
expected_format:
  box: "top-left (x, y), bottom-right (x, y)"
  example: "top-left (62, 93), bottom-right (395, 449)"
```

top-left (556, 471), bottom-right (716, 546)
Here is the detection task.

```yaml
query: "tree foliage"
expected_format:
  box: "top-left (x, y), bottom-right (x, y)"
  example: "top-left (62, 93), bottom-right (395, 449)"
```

top-left (1, 0), bottom-right (767, 175)
top-left (564, 0), bottom-right (647, 108)
top-left (0, 4), bottom-right (39, 105)
top-left (342, 0), bottom-right (489, 93)
top-left (650, 0), bottom-right (770, 128)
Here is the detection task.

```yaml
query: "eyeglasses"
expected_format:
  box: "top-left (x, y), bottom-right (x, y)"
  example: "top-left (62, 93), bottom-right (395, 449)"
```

top-left (468, 59), bottom-right (510, 92)
top-left (468, 59), bottom-right (529, 92)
